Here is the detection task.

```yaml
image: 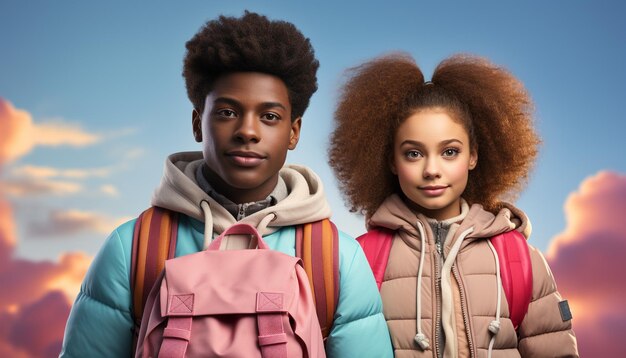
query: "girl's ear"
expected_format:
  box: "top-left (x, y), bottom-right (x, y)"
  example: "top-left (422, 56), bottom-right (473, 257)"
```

top-left (389, 157), bottom-right (398, 175)
top-left (469, 150), bottom-right (478, 170)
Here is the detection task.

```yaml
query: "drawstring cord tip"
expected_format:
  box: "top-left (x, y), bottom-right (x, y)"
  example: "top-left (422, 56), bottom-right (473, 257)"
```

top-left (414, 333), bottom-right (430, 350)
top-left (488, 320), bottom-right (500, 335)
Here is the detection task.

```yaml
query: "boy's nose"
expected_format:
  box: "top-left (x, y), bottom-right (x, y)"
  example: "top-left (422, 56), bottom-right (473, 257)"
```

top-left (234, 114), bottom-right (260, 143)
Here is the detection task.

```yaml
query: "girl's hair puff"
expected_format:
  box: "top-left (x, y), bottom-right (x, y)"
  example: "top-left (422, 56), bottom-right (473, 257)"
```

top-left (329, 53), bottom-right (423, 216)
top-left (329, 53), bottom-right (540, 217)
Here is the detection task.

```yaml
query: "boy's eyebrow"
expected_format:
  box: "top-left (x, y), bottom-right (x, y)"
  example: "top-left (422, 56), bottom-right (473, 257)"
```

top-left (212, 97), bottom-right (287, 111)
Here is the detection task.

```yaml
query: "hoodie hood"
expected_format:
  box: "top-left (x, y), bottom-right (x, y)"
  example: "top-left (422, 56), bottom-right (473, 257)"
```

top-left (368, 194), bottom-right (531, 246)
top-left (151, 151), bottom-right (332, 241)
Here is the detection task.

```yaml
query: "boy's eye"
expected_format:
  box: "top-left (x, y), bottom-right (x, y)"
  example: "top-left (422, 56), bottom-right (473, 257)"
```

top-left (405, 150), bottom-right (422, 159)
top-left (217, 109), bottom-right (237, 118)
top-left (443, 148), bottom-right (460, 157)
top-left (262, 113), bottom-right (280, 121)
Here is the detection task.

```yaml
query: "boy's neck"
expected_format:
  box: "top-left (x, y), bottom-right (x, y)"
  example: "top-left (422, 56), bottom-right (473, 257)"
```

top-left (196, 164), bottom-right (288, 220)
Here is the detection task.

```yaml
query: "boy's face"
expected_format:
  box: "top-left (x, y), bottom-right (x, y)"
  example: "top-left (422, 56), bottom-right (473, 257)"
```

top-left (192, 72), bottom-right (301, 204)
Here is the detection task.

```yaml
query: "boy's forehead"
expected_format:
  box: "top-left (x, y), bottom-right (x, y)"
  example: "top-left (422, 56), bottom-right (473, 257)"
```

top-left (206, 72), bottom-right (291, 106)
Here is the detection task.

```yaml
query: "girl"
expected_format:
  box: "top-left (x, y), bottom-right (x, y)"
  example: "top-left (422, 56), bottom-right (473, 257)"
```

top-left (329, 54), bottom-right (578, 357)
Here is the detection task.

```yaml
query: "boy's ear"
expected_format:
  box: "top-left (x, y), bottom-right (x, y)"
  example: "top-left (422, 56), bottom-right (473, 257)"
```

top-left (469, 150), bottom-right (478, 170)
top-left (192, 109), bottom-right (202, 142)
top-left (288, 117), bottom-right (302, 150)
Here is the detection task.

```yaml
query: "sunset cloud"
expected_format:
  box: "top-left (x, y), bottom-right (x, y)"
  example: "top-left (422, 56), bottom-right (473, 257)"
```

top-left (28, 209), bottom-right (131, 237)
top-left (99, 184), bottom-right (119, 197)
top-left (546, 171), bottom-right (626, 357)
top-left (0, 98), bottom-right (102, 164)
top-left (0, 197), bottom-right (92, 357)
top-left (10, 165), bottom-right (112, 179)
top-left (0, 179), bottom-right (82, 197)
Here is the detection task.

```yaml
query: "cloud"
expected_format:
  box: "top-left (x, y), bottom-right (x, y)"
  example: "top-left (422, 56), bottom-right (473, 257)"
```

top-left (28, 209), bottom-right (131, 237)
top-left (0, 98), bottom-right (102, 164)
top-left (0, 99), bottom-right (33, 164)
top-left (99, 184), bottom-right (119, 197)
top-left (10, 165), bottom-right (112, 179)
top-left (0, 197), bottom-right (92, 357)
top-left (546, 171), bottom-right (626, 357)
top-left (31, 119), bottom-right (100, 147)
top-left (0, 179), bottom-right (82, 197)
top-left (7, 291), bottom-right (72, 358)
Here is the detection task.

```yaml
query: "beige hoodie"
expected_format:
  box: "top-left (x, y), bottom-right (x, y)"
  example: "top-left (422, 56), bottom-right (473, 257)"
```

top-left (150, 151), bottom-right (332, 248)
top-left (368, 194), bottom-right (578, 358)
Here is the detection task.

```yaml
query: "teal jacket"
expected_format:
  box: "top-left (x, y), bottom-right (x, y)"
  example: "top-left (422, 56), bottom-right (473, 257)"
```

top-left (60, 153), bottom-right (392, 357)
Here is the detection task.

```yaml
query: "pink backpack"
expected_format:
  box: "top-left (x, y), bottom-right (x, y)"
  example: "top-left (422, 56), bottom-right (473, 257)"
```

top-left (357, 228), bottom-right (533, 329)
top-left (135, 222), bottom-right (326, 358)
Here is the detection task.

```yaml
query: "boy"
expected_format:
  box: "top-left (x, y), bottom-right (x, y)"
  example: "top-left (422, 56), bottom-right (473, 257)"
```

top-left (60, 11), bottom-right (392, 357)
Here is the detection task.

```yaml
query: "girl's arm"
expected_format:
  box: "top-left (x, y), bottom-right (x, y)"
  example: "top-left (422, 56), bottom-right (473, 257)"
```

top-left (517, 245), bottom-right (579, 357)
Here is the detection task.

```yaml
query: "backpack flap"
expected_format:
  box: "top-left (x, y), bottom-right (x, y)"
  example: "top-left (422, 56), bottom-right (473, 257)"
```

top-left (160, 249), bottom-right (299, 317)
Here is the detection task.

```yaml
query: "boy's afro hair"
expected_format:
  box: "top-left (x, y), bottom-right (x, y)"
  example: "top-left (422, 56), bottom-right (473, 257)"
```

top-left (183, 11), bottom-right (319, 120)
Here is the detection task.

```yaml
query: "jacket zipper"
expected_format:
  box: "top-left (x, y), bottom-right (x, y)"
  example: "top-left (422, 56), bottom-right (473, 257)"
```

top-left (453, 263), bottom-right (476, 358)
top-left (434, 222), bottom-right (444, 358)
top-left (434, 252), bottom-right (442, 358)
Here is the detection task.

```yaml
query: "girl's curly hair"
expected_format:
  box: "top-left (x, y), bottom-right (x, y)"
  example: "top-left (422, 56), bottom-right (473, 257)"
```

top-left (183, 11), bottom-right (319, 120)
top-left (329, 53), bottom-right (540, 216)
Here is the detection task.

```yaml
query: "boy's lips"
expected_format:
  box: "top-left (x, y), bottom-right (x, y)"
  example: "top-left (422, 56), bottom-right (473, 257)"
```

top-left (226, 150), bottom-right (266, 167)
top-left (419, 185), bottom-right (449, 197)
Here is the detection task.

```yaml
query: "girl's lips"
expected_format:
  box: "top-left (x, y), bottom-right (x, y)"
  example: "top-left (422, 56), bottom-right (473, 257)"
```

top-left (419, 186), bottom-right (448, 197)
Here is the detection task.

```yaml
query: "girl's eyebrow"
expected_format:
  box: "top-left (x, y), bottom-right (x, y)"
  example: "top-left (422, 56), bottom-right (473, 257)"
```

top-left (399, 138), bottom-right (464, 147)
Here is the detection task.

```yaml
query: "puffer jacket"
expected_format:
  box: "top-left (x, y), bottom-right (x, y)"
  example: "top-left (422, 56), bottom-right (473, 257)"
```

top-left (368, 194), bottom-right (578, 358)
top-left (60, 151), bottom-right (393, 358)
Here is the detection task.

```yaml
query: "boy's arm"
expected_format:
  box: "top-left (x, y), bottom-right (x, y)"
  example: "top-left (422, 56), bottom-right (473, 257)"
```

top-left (60, 222), bottom-right (135, 358)
top-left (325, 231), bottom-right (393, 358)
top-left (517, 246), bottom-right (579, 357)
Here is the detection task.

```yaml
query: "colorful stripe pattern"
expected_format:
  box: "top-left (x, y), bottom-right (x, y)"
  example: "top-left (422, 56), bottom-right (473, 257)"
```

top-left (295, 219), bottom-right (340, 339)
top-left (130, 207), bottom-right (179, 325)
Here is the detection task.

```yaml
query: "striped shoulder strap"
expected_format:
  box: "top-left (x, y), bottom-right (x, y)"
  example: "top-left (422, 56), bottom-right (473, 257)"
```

top-left (295, 219), bottom-right (340, 339)
top-left (130, 206), bottom-right (179, 326)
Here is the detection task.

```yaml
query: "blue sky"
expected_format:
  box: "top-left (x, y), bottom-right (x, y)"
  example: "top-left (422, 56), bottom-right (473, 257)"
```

top-left (1, 0), bottom-right (625, 260)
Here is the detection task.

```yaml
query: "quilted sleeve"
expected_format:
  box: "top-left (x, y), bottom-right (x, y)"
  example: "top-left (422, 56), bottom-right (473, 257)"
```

top-left (59, 221), bottom-right (136, 358)
top-left (517, 245), bottom-right (579, 357)
top-left (325, 230), bottom-right (393, 358)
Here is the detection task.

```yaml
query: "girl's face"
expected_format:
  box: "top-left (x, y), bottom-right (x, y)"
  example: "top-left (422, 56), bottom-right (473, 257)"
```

top-left (391, 108), bottom-right (477, 221)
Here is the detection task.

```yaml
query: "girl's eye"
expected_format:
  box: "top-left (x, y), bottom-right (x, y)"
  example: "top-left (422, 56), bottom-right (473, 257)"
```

top-left (405, 150), bottom-right (422, 159)
top-left (262, 113), bottom-right (280, 121)
top-left (217, 109), bottom-right (237, 118)
top-left (443, 148), bottom-right (460, 157)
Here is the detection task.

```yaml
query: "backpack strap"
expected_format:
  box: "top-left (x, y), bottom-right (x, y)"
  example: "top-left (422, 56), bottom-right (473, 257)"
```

top-left (356, 228), bottom-right (394, 290)
top-left (130, 207), bottom-right (179, 327)
top-left (489, 230), bottom-right (533, 329)
top-left (357, 227), bottom-right (533, 330)
top-left (295, 219), bottom-right (339, 339)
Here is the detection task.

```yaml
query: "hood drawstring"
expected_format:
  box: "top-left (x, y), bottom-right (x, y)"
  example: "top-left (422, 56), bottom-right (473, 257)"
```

top-left (257, 212), bottom-right (277, 237)
top-left (200, 200), bottom-right (214, 248)
top-left (414, 221), bottom-right (430, 350)
top-left (200, 199), bottom-right (277, 249)
top-left (486, 240), bottom-right (503, 358)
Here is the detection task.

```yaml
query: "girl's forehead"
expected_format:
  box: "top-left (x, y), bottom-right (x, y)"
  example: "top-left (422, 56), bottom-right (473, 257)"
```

top-left (397, 110), bottom-right (469, 139)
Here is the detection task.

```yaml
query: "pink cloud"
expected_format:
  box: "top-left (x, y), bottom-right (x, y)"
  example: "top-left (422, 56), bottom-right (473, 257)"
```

top-left (0, 197), bottom-right (91, 357)
top-left (546, 171), bottom-right (626, 357)
top-left (28, 209), bottom-right (131, 237)
top-left (0, 97), bottom-right (102, 165)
